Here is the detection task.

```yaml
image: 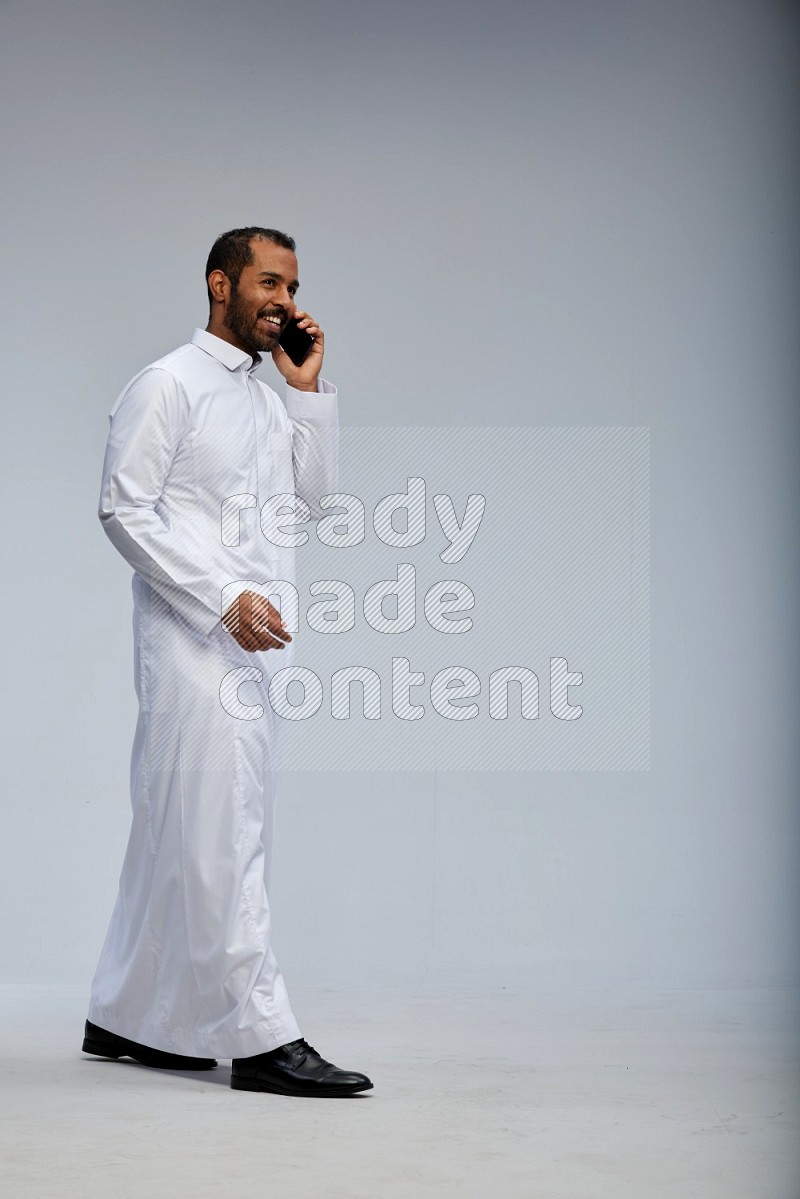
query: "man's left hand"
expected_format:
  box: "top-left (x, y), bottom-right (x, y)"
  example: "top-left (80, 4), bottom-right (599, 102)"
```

top-left (272, 309), bottom-right (324, 392)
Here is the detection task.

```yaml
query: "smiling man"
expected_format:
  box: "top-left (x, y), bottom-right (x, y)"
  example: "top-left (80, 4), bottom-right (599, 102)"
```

top-left (83, 226), bottom-right (373, 1098)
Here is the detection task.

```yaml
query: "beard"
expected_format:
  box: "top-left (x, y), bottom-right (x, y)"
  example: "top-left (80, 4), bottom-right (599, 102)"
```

top-left (223, 284), bottom-right (283, 354)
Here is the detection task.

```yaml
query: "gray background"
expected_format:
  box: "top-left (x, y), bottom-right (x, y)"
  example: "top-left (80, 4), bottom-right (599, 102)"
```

top-left (0, 0), bottom-right (797, 994)
top-left (279, 425), bottom-right (651, 771)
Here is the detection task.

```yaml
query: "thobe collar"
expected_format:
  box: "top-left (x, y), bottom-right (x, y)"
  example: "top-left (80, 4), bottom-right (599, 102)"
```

top-left (191, 327), bottom-right (262, 374)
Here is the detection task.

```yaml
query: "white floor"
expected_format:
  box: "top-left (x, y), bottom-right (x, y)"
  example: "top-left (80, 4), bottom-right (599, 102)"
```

top-left (0, 984), bottom-right (797, 1198)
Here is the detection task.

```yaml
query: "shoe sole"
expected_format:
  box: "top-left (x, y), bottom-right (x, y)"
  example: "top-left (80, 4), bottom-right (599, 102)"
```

top-left (82, 1034), bottom-right (217, 1071)
top-left (231, 1075), bottom-right (373, 1097)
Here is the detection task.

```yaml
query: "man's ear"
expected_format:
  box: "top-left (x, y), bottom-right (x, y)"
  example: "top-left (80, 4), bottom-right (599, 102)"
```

top-left (207, 269), bottom-right (231, 306)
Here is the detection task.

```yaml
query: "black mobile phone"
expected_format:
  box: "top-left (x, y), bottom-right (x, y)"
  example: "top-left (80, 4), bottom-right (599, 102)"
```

top-left (278, 317), bottom-right (315, 366)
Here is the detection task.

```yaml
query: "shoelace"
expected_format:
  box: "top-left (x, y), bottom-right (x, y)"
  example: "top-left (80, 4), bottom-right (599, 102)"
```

top-left (287, 1037), bottom-right (320, 1059)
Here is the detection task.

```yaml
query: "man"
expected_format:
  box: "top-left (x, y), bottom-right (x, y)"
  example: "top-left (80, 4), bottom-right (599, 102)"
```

top-left (83, 227), bottom-right (373, 1098)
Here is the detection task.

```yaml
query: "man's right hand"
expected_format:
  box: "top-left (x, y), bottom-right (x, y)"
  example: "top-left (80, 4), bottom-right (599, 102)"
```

top-left (221, 590), bottom-right (292, 652)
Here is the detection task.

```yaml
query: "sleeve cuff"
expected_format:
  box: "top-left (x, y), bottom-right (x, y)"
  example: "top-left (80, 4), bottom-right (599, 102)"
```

top-left (285, 376), bottom-right (338, 419)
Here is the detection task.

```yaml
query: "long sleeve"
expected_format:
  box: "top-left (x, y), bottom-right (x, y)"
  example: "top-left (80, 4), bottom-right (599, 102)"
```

top-left (98, 367), bottom-right (243, 635)
top-left (284, 377), bottom-right (339, 519)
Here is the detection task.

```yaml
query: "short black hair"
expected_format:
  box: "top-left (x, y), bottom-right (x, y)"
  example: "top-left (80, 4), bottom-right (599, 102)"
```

top-left (205, 226), bottom-right (296, 306)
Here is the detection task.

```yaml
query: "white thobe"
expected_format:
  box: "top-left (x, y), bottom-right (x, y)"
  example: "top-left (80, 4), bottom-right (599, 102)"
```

top-left (87, 328), bottom-right (338, 1058)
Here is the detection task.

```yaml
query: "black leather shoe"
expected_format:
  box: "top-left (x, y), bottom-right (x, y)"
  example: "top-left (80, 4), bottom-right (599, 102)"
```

top-left (81, 1019), bottom-right (218, 1070)
top-left (231, 1037), bottom-right (373, 1097)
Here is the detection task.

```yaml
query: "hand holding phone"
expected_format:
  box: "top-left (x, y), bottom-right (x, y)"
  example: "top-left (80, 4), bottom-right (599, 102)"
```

top-left (278, 317), bottom-right (315, 366)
